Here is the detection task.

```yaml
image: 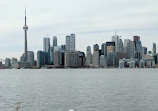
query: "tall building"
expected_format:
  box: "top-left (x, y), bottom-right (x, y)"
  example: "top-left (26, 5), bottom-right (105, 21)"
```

top-left (119, 38), bottom-right (124, 51)
top-left (79, 52), bottom-right (86, 68)
top-left (135, 41), bottom-right (143, 60)
top-left (124, 39), bottom-right (130, 53)
top-left (70, 34), bottom-right (75, 51)
top-left (107, 51), bottom-right (117, 67)
top-left (100, 55), bottom-right (107, 68)
top-left (86, 46), bottom-right (92, 67)
top-left (27, 51), bottom-right (35, 66)
top-left (66, 35), bottom-right (70, 51)
top-left (50, 46), bottom-right (54, 65)
top-left (23, 9), bottom-right (28, 61)
top-left (53, 51), bottom-right (61, 67)
top-left (53, 36), bottom-right (57, 47)
top-left (37, 51), bottom-right (45, 68)
top-left (66, 34), bottom-right (75, 51)
top-left (153, 43), bottom-right (156, 55)
top-left (43, 37), bottom-right (50, 64)
top-left (61, 45), bottom-right (66, 66)
top-left (53, 46), bottom-right (62, 67)
top-left (126, 40), bottom-right (135, 59)
top-left (133, 36), bottom-right (140, 47)
top-left (92, 44), bottom-right (99, 68)
top-left (106, 42), bottom-right (115, 54)
top-left (101, 43), bottom-right (107, 56)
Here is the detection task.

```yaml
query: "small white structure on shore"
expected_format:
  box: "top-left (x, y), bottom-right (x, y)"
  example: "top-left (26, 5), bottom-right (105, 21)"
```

top-left (119, 61), bottom-right (124, 68)
top-left (130, 61), bottom-right (135, 68)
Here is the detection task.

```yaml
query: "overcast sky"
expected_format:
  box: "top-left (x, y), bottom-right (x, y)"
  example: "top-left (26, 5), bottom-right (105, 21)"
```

top-left (0, 0), bottom-right (158, 60)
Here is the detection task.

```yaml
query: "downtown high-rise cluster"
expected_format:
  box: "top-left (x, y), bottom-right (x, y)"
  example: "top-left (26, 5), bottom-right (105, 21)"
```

top-left (37, 35), bottom-right (157, 69)
top-left (1, 33), bottom-right (158, 69)
top-left (0, 11), bottom-right (158, 69)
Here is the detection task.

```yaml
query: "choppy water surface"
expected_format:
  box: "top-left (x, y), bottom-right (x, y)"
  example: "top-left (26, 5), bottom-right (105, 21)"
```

top-left (0, 69), bottom-right (158, 111)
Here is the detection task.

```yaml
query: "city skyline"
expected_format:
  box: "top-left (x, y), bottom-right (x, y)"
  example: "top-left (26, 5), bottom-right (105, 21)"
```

top-left (0, 0), bottom-right (158, 59)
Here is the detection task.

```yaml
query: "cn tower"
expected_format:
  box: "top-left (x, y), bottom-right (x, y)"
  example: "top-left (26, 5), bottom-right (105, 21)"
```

top-left (23, 9), bottom-right (28, 61)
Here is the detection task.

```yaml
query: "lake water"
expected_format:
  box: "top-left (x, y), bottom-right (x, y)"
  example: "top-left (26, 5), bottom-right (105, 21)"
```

top-left (0, 69), bottom-right (158, 111)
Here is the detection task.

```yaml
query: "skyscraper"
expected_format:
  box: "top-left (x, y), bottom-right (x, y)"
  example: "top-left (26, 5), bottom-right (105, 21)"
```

top-left (53, 46), bottom-right (62, 67)
top-left (27, 51), bottom-right (35, 66)
top-left (101, 43), bottom-right (107, 56)
top-left (53, 36), bottom-right (57, 47)
top-left (135, 41), bottom-right (143, 60)
top-left (99, 55), bottom-right (107, 68)
top-left (119, 38), bottom-right (124, 51)
top-left (43, 37), bottom-right (50, 64)
top-left (37, 51), bottom-right (45, 68)
top-left (124, 39), bottom-right (130, 53)
top-left (66, 35), bottom-right (70, 51)
top-left (107, 51), bottom-right (117, 67)
top-left (133, 36), bottom-right (140, 47)
top-left (128, 41), bottom-right (135, 59)
top-left (86, 46), bottom-right (92, 67)
top-left (70, 34), bottom-right (75, 51)
top-left (92, 44), bottom-right (99, 68)
top-left (23, 9), bottom-right (28, 61)
top-left (79, 52), bottom-right (86, 68)
top-left (66, 34), bottom-right (75, 51)
top-left (53, 51), bottom-right (61, 67)
top-left (153, 43), bottom-right (156, 55)
top-left (106, 42), bottom-right (115, 54)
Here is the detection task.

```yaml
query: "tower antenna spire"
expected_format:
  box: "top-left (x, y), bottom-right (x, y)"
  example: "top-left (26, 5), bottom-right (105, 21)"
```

top-left (23, 4), bottom-right (28, 61)
top-left (25, 4), bottom-right (27, 25)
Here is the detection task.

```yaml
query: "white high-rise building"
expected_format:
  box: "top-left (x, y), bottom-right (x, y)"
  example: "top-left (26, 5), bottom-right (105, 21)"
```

top-left (43, 37), bottom-right (50, 53)
top-left (66, 35), bottom-right (70, 51)
top-left (66, 34), bottom-right (75, 51)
